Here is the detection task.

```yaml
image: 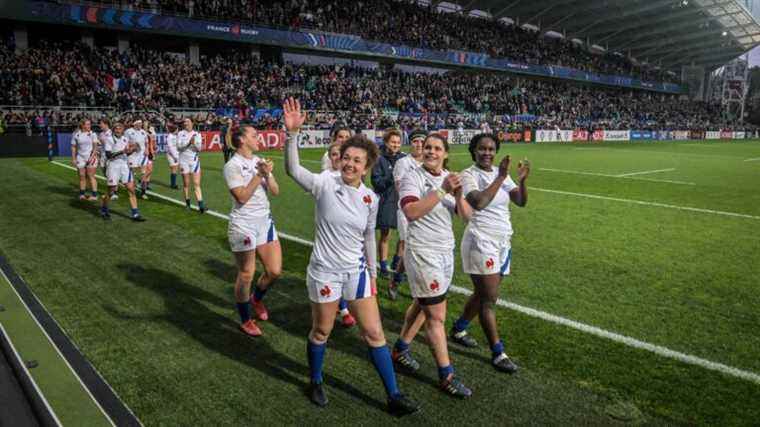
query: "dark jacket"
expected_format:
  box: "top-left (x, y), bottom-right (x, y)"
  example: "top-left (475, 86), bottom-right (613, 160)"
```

top-left (371, 147), bottom-right (406, 229)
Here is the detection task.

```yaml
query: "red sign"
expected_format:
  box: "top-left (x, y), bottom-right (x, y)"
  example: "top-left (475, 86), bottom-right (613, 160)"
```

top-left (256, 130), bottom-right (287, 151)
top-left (720, 130), bottom-right (733, 139)
top-left (200, 131), bottom-right (223, 152)
top-left (573, 130), bottom-right (589, 141)
top-left (592, 130), bottom-right (605, 141)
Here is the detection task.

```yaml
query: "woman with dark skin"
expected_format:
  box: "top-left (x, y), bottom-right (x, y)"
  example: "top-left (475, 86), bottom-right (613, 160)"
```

top-left (448, 134), bottom-right (530, 373)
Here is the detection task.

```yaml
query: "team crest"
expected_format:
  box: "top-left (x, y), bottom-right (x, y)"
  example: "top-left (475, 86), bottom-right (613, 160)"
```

top-left (486, 258), bottom-right (495, 269)
top-left (243, 236), bottom-right (251, 247)
top-left (320, 285), bottom-right (331, 297)
top-left (363, 195), bottom-right (372, 205)
top-left (430, 280), bottom-right (440, 291)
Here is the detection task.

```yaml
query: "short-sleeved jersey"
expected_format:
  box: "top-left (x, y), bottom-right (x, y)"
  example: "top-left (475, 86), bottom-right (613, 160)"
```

top-left (165, 133), bottom-right (179, 158)
top-left (223, 153), bottom-right (271, 225)
top-left (105, 134), bottom-right (129, 164)
top-left (125, 128), bottom-right (147, 162)
top-left (309, 170), bottom-right (378, 274)
top-left (71, 130), bottom-right (98, 158)
top-left (177, 130), bottom-right (202, 163)
top-left (398, 167), bottom-right (457, 251)
top-left (393, 155), bottom-right (421, 187)
top-left (461, 165), bottom-right (518, 242)
top-left (98, 130), bottom-right (113, 154)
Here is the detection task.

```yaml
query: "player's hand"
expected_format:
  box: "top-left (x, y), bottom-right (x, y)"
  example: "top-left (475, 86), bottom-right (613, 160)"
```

top-left (517, 158), bottom-right (530, 181)
top-left (442, 173), bottom-right (461, 194)
top-left (257, 159), bottom-right (273, 176)
top-left (282, 97), bottom-right (306, 133)
top-left (498, 155), bottom-right (511, 179)
top-left (370, 277), bottom-right (377, 294)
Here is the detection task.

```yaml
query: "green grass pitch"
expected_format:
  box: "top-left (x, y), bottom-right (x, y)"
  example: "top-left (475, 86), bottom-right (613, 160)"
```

top-left (1, 139), bottom-right (759, 425)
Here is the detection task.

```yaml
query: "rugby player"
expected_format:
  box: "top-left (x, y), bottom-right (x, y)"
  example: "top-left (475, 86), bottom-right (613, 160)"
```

top-left (70, 119), bottom-right (99, 201)
top-left (396, 133), bottom-right (473, 398)
top-left (320, 126), bottom-right (352, 171)
top-left (176, 118), bottom-right (206, 213)
top-left (165, 122), bottom-right (180, 189)
top-left (449, 134), bottom-right (530, 374)
top-left (223, 125), bottom-right (282, 337)
top-left (100, 122), bottom-right (145, 222)
top-left (125, 119), bottom-right (150, 200)
top-left (283, 98), bottom-right (418, 415)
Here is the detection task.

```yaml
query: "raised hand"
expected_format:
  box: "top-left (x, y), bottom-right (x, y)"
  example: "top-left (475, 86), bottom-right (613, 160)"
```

top-left (282, 97), bottom-right (306, 133)
top-left (442, 173), bottom-right (462, 194)
top-left (257, 158), bottom-right (274, 176)
top-left (517, 158), bottom-right (531, 181)
top-left (498, 155), bottom-right (511, 178)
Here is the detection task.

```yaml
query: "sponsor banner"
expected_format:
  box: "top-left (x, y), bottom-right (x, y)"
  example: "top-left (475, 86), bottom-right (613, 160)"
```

top-left (535, 129), bottom-right (572, 142)
top-left (720, 130), bottom-right (733, 139)
top-left (630, 130), bottom-right (654, 140)
top-left (733, 131), bottom-right (746, 140)
top-left (449, 129), bottom-right (479, 145)
top-left (673, 131), bottom-right (689, 140)
top-left (592, 130), bottom-right (605, 141)
top-left (572, 130), bottom-right (588, 141)
top-left (256, 130), bottom-right (287, 150)
top-left (299, 130), bottom-right (330, 148)
top-left (498, 131), bottom-right (523, 142)
top-left (690, 130), bottom-right (705, 140)
top-left (603, 130), bottom-right (630, 141)
top-left (36, 2), bottom-right (682, 95)
top-left (706, 131), bottom-right (720, 140)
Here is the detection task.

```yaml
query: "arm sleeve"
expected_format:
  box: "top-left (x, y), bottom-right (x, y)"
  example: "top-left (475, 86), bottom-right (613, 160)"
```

top-left (398, 173), bottom-right (421, 208)
top-left (223, 162), bottom-right (245, 190)
top-left (284, 132), bottom-right (318, 195)
top-left (363, 199), bottom-right (379, 277)
top-left (320, 151), bottom-right (331, 172)
top-left (193, 133), bottom-right (203, 151)
top-left (70, 132), bottom-right (77, 146)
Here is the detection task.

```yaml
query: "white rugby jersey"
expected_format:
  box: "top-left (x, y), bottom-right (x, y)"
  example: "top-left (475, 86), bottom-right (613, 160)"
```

top-left (71, 130), bottom-right (98, 158)
top-left (98, 130), bottom-right (113, 155)
top-left (165, 133), bottom-right (179, 158)
top-left (177, 130), bottom-right (202, 163)
top-left (223, 153), bottom-right (271, 224)
top-left (461, 165), bottom-right (518, 242)
top-left (310, 170), bottom-right (378, 273)
top-left (105, 134), bottom-right (129, 164)
top-left (125, 128), bottom-right (147, 162)
top-left (393, 155), bottom-right (421, 186)
top-left (321, 150), bottom-right (331, 171)
top-left (399, 166), bottom-right (457, 251)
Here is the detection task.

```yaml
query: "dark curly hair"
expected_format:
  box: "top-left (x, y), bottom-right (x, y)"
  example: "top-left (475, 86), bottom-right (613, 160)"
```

top-left (340, 134), bottom-right (380, 170)
top-left (468, 133), bottom-right (500, 162)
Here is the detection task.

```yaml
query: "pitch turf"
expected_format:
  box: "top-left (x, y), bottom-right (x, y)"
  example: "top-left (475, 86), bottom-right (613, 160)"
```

top-left (1, 139), bottom-right (759, 425)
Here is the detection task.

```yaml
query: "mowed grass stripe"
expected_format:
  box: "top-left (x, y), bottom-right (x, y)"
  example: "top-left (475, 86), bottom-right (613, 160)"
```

top-left (50, 160), bottom-right (760, 385)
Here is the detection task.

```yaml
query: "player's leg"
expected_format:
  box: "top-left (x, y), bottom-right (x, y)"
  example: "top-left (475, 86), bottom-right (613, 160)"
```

top-left (389, 239), bottom-right (405, 299)
top-left (419, 299), bottom-right (471, 398)
top-left (77, 167), bottom-right (87, 200)
top-left (449, 281), bottom-right (480, 348)
top-left (377, 228), bottom-right (390, 277)
top-left (192, 169), bottom-right (205, 213)
top-left (181, 173), bottom-right (191, 208)
top-left (307, 299), bottom-right (340, 407)
top-left (124, 174), bottom-right (145, 221)
top-left (169, 164), bottom-right (178, 189)
top-left (100, 184), bottom-right (116, 220)
top-left (474, 274), bottom-right (518, 373)
top-left (391, 300), bottom-right (425, 372)
top-left (85, 166), bottom-right (98, 200)
top-left (233, 249), bottom-right (262, 336)
top-left (139, 163), bottom-right (151, 199)
top-left (251, 239), bottom-right (282, 321)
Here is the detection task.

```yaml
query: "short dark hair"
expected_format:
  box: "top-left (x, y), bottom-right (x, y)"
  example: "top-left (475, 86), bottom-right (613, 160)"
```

top-left (468, 133), bottom-right (500, 162)
top-left (331, 126), bottom-right (352, 141)
top-left (425, 132), bottom-right (450, 170)
top-left (340, 135), bottom-right (380, 170)
top-left (99, 118), bottom-right (110, 127)
top-left (383, 128), bottom-right (402, 144)
top-left (231, 125), bottom-right (254, 149)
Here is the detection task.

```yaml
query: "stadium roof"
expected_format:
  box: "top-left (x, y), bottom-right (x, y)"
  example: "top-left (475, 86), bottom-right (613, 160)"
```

top-left (443, 0), bottom-right (760, 71)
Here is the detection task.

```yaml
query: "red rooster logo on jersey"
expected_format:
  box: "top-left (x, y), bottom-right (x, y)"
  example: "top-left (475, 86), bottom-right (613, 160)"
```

top-left (486, 258), bottom-right (495, 269)
top-left (243, 236), bottom-right (251, 247)
top-left (430, 280), bottom-right (440, 291)
top-left (363, 195), bottom-right (372, 205)
top-left (320, 286), bottom-right (331, 297)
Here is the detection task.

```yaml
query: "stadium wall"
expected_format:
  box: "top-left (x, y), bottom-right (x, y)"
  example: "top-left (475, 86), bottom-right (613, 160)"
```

top-left (0, 1), bottom-right (683, 94)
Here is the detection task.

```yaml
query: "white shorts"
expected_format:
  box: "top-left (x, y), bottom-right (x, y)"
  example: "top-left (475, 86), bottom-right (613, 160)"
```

top-left (461, 229), bottom-right (512, 276)
top-left (76, 155), bottom-right (97, 170)
top-left (128, 155), bottom-right (149, 169)
top-left (228, 216), bottom-right (278, 252)
top-left (404, 247), bottom-right (453, 299)
top-left (180, 158), bottom-right (201, 175)
top-left (167, 154), bottom-right (179, 167)
top-left (106, 162), bottom-right (133, 187)
top-left (397, 209), bottom-right (409, 241)
top-left (306, 263), bottom-right (375, 304)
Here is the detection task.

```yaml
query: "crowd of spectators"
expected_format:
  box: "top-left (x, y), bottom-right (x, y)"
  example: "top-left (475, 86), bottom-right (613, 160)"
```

top-left (0, 38), bottom-right (740, 133)
top-left (83, 0), bottom-right (677, 83)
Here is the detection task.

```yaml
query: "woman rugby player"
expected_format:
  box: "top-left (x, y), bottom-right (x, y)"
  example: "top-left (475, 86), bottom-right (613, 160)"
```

top-left (283, 98), bottom-right (418, 415)
top-left (223, 125), bottom-right (282, 337)
top-left (448, 133), bottom-right (530, 374)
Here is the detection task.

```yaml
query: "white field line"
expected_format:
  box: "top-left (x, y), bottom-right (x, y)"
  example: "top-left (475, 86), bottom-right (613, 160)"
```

top-left (616, 168), bottom-right (676, 177)
top-left (744, 157), bottom-right (760, 162)
top-left (0, 267), bottom-right (117, 426)
top-left (49, 160), bottom-right (760, 385)
top-left (539, 167), bottom-right (695, 186)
